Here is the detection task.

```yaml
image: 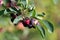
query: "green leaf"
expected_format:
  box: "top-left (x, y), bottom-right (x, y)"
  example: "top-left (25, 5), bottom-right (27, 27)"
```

top-left (42, 20), bottom-right (54, 33)
top-left (35, 16), bottom-right (43, 20)
top-left (35, 25), bottom-right (45, 38)
top-left (28, 9), bottom-right (36, 17)
top-left (21, 0), bottom-right (28, 4)
top-left (20, 0), bottom-right (26, 8)
top-left (26, 0), bottom-right (28, 5)
top-left (6, 8), bottom-right (11, 12)
top-left (37, 12), bottom-right (45, 17)
top-left (30, 9), bottom-right (36, 17)
top-left (4, 0), bottom-right (10, 3)
top-left (17, 4), bottom-right (21, 6)
top-left (28, 11), bottom-right (33, 17)
top-left (15, 0), bottom-right (18, 2)
top-left (9, 7), bottom-right (17, 13)
top-left (3, 0), bottom-right (10, 6)
top-left (4, 9), bottom-right (14, 15)
top-left (32, 10), bottom-right (36, 17)
top-left (53, 0), bottom-right (58, 4)
top-left (13, 16), bottom-right (23, 24)
top-left (10, 7), bottom-right (21, 13)
top-left (0, 10), bottom-right (5, 16)
top-left (4, 9), bottom-right (8, 15)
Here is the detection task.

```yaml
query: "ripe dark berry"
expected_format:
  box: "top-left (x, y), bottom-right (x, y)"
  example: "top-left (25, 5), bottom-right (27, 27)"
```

top-left (28, 23), bottom-right (34, 28)
top-left (28, 25), bottom-right (32, 28)
top-left (22, 17), bottom-right (37, 28)
top-left (28, 19), bottom-right (35, 28)
top-left (13, 17), bottom-right (38, 29)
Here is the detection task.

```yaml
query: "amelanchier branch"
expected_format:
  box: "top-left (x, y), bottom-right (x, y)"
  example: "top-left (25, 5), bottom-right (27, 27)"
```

top-left (0, 0), bottom-right (54, 39)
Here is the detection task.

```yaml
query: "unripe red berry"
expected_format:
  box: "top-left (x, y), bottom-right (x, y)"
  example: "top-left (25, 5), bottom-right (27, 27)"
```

top-left (17, 22), bottom-right (25, 30)
top-left (23, 17), bottom-right (30, 25)
top-left (25, 19), bottom-right (30, 25)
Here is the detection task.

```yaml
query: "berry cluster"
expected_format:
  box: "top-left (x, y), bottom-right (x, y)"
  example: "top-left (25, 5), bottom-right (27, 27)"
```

top-left (10, 13), bottom-right (39, 29)
top-left (17, 17), bottom-right (40, 29)
top-left (22, 17), bottom-right (35, 28)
